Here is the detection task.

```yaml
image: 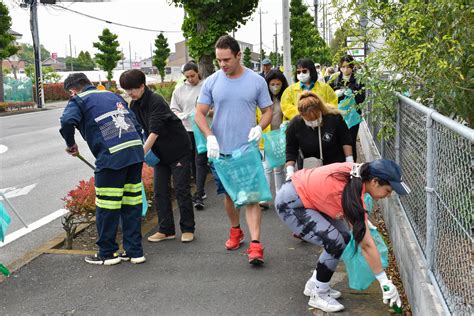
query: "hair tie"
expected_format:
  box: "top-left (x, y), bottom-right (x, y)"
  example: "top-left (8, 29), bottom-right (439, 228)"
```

top-left (350, 163), bottom-right (363, 178)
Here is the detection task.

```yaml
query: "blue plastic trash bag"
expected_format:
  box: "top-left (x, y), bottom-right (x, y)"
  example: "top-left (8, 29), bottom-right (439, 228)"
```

top-left (144, 150), bottom-right (160, 167)
top-left (342, 225), bottom-right (389, 290)
top-left (262, 125), bottom-right (287, 169)
top-left (141, 184), bottom-right (148, 217)
top-left (338, 89), bottom-right (362, 129)
top-left (211, 143), bottom-right (272, 207)
top-left (364, 193), bottom-right (374, 215)
top-left (191, 112), bottom-right (208, 154)
top-left (0, 203), bottom-right (11, 242)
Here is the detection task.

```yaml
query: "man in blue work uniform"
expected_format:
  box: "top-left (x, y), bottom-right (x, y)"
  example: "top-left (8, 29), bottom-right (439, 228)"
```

top-left (60, 73), bottom-right (145, 265)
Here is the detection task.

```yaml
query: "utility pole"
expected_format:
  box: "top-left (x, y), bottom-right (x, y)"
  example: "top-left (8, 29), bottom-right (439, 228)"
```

top-left (282, 0), bottom-right (292, 84)
top-left (28, 0), bottom-right (44, 108)
top-left (69, 34), bottom-right (73, 71)
top-left (129, 41), bottom-right (132, 69)
top-left (258, 7), bottom-right (267, 71)
top-left (274, 20), bottom-right (278, 66)
top-left (322, 1), bottom-right (326, 42)
top-left (121, 48), bottom-right (125, 70)
top-left (313, 0), bottom-right (319, 32)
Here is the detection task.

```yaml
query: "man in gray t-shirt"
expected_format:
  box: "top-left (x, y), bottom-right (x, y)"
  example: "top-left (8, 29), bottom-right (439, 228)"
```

top-left (195, 35), bottom-right (273, 265)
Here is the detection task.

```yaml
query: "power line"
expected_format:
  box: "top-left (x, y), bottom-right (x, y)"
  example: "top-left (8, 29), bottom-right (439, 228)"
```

top-left (51, 4), bottom-right (181, 33)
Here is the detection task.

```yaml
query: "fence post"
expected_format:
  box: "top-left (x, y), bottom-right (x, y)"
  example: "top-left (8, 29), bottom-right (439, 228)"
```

top-left (424, 111), bottom-right (436, 270)
top-left (395, 99), bottom-right (401, 164)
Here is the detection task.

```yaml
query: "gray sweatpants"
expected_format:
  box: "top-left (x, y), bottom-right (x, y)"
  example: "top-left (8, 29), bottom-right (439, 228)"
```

top-left (275, 181), bottom-right (351, 282)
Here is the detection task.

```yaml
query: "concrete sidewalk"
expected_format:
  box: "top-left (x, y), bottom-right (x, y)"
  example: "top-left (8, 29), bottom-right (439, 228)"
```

top-left (0, 180), bottom-right (388, 315)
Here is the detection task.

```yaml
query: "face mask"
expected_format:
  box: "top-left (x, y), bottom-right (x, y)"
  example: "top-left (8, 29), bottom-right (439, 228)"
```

top-left (303, 116), bottom-right (322, 128)
top-left (269, 84), bottom-right (282, 95)
top-left (297, 72), bottom-right (311, 83)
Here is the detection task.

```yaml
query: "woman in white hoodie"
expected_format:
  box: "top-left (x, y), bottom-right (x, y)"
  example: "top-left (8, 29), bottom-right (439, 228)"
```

top-left (170, 62), bottom-right (207, 210)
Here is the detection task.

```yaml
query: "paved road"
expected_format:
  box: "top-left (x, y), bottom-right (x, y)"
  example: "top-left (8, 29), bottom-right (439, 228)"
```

top-left (0, 181), bottom-right (386, 315)
top-left (0, 106), bottom-right (96, 265)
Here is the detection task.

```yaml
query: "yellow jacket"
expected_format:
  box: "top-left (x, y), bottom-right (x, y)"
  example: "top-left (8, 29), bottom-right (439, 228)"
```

top-left (280, 81), bottom-right (338, 120)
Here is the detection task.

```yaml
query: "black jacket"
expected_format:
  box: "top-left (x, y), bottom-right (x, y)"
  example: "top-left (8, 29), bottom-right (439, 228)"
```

top-left (130, 86), bottom-right (191, 164)
top-left (329, 73), bottom-right (365, 105)
top-left (286, 114), bottom-right (352, 165)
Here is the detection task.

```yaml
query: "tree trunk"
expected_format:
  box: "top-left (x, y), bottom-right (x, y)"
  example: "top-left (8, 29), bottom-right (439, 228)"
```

top-left (199, 55), bottom-right (215, 79)
top-left (0, 60), bottom-right (4, 103)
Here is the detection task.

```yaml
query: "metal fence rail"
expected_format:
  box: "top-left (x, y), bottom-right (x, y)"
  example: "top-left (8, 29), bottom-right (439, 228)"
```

top-left (366, 94), bottom-right (473, 315)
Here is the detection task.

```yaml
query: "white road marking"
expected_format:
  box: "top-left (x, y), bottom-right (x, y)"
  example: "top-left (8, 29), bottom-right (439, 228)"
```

top-left (0, 208), bottom-right (69, 247)
top-left (0, 184), bottom-right (37, 200)
top-left (0, 145), bottom-right (7, 154)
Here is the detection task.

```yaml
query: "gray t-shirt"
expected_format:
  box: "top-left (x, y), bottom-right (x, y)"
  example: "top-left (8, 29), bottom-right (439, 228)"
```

top-left (198, 68), bottom-right (272, 154)
top-left (170, 80), bottom-right (203, 132)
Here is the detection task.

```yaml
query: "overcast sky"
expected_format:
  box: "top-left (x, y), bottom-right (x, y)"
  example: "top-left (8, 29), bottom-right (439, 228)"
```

top-left (5, 0), bottom-right (307, 61)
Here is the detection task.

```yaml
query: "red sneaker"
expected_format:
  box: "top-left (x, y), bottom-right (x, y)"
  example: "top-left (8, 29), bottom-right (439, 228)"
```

top-left (247, 242), bottom-right (264, 265)
top-left (225, 227), bottom-right (244, 250)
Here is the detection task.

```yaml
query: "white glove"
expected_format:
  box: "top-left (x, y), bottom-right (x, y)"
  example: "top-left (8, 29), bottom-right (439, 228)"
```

top-left (345, 155), bottom-right (354, 162)
top-left (248, 125), bottom-right (263, 142)
top-left (285, 165), bottom-right (295, 181)
top-left (376, 272), bottom-right (401, 309)
top-left (206, 135), bottom-right (220, 159)
top-left (335, 89), bottom-right (345, 97)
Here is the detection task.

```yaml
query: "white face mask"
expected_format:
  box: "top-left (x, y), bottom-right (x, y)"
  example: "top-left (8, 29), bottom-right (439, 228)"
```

top-left (304, 116), bottom-right (322, 128)
top-left (269, 84), bottom-right (282, 95)
top-left (297, 72), bottom-right (311, 83)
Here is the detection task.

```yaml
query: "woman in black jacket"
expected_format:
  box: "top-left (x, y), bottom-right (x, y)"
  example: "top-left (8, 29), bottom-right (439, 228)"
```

top-left (329, 55), bottom-right (365, 162)
top-left (284, 91), bottom-right (353, 180)
top-left (120, 69), bottom-right (195, 244)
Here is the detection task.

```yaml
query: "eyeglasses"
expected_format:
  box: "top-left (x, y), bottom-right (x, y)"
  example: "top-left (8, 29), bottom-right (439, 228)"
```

top-left (296, 69), bottom-right (309, 75)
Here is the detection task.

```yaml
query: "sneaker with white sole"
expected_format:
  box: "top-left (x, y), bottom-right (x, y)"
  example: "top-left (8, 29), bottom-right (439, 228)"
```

top-left (308, 291), bottom-right (344, 313)
top-left (304, 278), bottom-right (342, 299)
top-left (84, 253), bottom-right (121, 266)
top-left (118, 252), bottom-right (146, 264)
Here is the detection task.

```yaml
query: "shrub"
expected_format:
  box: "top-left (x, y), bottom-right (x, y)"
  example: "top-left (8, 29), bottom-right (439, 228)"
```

top-left (61, 164), bottom-right (154, 249)
top-left (0, 102), bottom-right (36, 112)
top-left (147, 81), bottom-right (176, 103)
top-left (61, 177), bottom-right (96, 249)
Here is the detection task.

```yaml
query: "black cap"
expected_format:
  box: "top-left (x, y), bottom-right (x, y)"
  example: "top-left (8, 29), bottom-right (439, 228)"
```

top-left (64, 73), bottom-right (90, 90)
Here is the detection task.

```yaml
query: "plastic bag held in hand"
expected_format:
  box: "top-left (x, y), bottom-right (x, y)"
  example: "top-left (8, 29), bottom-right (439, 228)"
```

top-left (248, 125), bottom-right (263, 142)
top-left (206, 135), bottom-right (220, 159)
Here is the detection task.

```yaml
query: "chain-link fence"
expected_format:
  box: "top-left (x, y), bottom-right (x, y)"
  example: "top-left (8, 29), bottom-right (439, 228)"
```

top-left (366, 94), bottom-right (473, 315)
top-left (3, 77), bottom-right (33, 102)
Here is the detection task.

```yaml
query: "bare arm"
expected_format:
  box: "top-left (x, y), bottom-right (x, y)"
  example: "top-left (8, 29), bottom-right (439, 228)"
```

top-left (258, 106), bottom-right (273, 130)
top-left (343, 144), bottom-right (353, 157)
top-left (360, 221), bottom-right (384, 275)
top-left (143, 132), bottom-right (158, 154)
top-left (195, 103), bottom-right (212, 137)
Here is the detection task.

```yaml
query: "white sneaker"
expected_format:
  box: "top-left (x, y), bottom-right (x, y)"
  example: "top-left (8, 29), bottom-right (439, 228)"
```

top-left (308, 291), bottom-right (344, 313)
top-left (303, 276), bottom-right (342, 299)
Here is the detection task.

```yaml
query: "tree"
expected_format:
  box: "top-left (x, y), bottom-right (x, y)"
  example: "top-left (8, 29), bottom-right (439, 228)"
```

top-left (260, 48), bottom-right (266, 60)
top-left (64, 51), bottom-right (95, 71)
top-left (329, 26), bottom-right (348, 65)
top-left (289, 0), bottom-right (331, 66)
top-left (269, 51), bottom-right (283, 67)
top-left (93, 28), bottom-right (121, 88)
top-left (332, 0), bottom-right (473, 129)
top-left (172, 0), bottom-right (259, 78)
top-left (17, 43), bottom-right (50, 64)
top-left (25, 65), bottom-right (60, 84)
top-left (0, 2), bottom-right (19, 102)
top-left (153, 33), bottom-right (171, 82)
top-left (243, 47), bottom-right (252, 68)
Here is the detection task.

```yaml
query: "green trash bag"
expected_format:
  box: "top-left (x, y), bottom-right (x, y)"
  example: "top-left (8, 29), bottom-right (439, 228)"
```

top-left (0, 202), bottom-right (11, 242)
top-left (338, 89), bottom-right (362, 129)
top-left (191, 112), bottom-right (208, 154)
top-left (211, 143), bottom-right (272, 207)
top-left (341, 225), bottom-right (389, 290)
top-left (262, 125), bottom-right (287, 169)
